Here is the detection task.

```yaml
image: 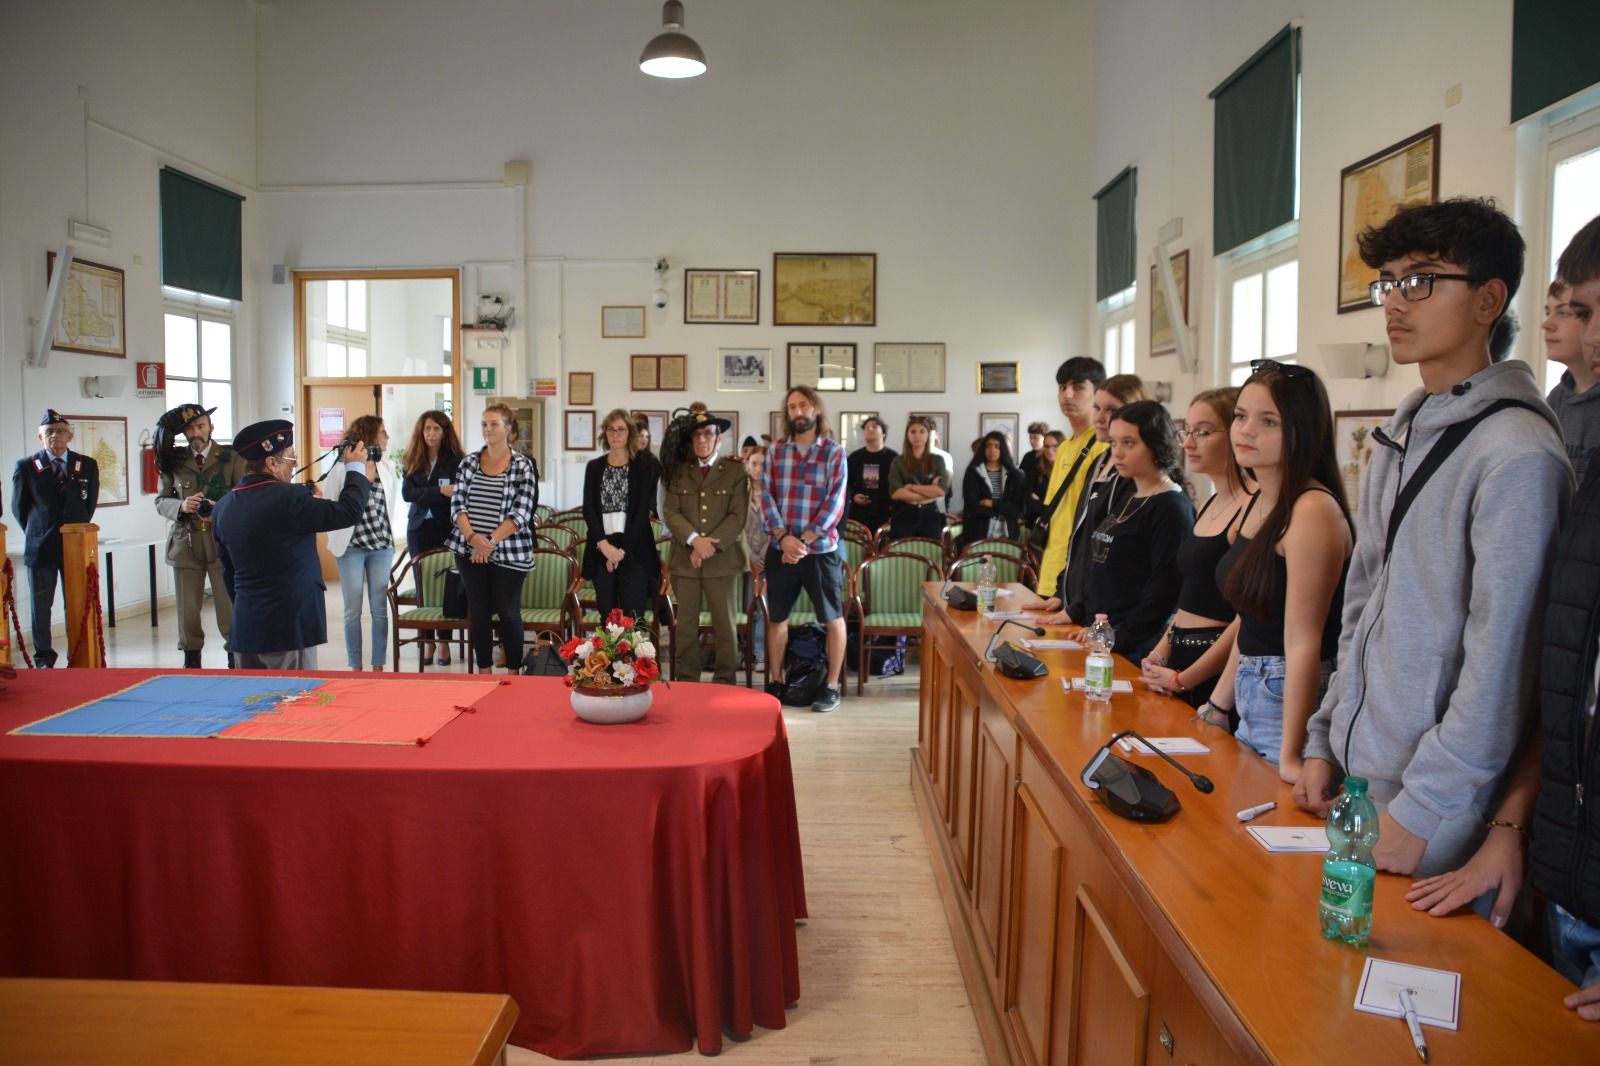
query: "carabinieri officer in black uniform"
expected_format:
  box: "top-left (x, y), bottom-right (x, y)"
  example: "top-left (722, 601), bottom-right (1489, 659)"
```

top-left (213, 419), bottom-right (370, 671)
top-left (10, 409), bottom-right (99, 667)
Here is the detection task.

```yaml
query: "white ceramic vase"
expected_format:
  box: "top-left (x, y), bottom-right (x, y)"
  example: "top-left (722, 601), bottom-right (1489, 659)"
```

top-left (569, 684), bottom-right (653, 724)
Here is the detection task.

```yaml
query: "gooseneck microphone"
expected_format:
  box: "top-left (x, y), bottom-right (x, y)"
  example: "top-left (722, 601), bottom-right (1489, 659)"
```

top-left (984, 618), bottom-right (1046, 661)
top-left (941, 572), bottom-right (978, 611)
top-left (1108, 728), bottom-right (1214, 793)
top-left (985, 619), bottom-right (1049, 679)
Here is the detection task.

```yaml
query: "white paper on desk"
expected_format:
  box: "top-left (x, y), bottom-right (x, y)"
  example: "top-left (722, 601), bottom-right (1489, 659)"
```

top-left (1118, 737), bottom-right (1211, 755)
top-left (1068, 677), bottom-right (1133, 693)
top-left (1354, 958), bottom-right (1461, 1030)
top-left (983, 610), bottom-right (1031, 621)
top-left (1245, 826), bottom-right (1329, 852)
top-left (1022, 639), bottom-right (1084, 651)
top-left (993, 588), bottom-right (1014, 598)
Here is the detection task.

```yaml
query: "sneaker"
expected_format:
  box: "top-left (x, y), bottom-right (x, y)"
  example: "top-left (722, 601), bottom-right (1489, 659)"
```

top-left (764, 679), bottom-right (788, 701)
top-left (811, 686), bottom-right (841, 714)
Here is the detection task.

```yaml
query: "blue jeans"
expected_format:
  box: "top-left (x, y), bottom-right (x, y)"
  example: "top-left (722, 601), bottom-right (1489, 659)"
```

top-left (1234, 655), bottom-right (1333, 766)
top-left (1551, 903), bottom-right (1600, 989)
top-left (336, 546), bottom-right (392, 668)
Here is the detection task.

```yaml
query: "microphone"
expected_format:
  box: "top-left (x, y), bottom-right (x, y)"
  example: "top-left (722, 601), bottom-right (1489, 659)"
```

top-left (941, 572), bottom-right (977, 610)
top-left (1108, 729), bottom-right (1213, 793)
top-left (985, 619), bottom-right (1048, 680)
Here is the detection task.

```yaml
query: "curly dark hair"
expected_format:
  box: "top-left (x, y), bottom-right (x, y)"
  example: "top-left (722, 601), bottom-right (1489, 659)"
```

top-left (1107, 401), bottom-right (1185, 485)
top-left (1356, 197), bottom-right (1524, 321)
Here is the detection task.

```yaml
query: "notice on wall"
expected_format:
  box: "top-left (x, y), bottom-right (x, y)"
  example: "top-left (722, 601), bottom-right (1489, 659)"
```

top-left (318, 408), bottom-right (346, 447)
top-left (531, 377), bottom-right (558, 397)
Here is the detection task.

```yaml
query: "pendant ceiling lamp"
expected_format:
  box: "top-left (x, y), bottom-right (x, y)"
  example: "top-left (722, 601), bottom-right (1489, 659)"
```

top-left (639, 1), bottom-right (706, 79)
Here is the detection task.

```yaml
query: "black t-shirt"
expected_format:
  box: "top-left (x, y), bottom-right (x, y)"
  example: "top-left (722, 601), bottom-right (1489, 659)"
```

top-left (847, 446), bottom-right (898, 531)
top-left (1067, 487), bottom-right (1195, 662)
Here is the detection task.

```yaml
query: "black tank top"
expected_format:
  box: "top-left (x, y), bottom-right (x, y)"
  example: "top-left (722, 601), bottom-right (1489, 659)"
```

top-left (1174, 493), bottom-right (1245, 623)
top-left (1215, 491), bottom-right (1347, 659)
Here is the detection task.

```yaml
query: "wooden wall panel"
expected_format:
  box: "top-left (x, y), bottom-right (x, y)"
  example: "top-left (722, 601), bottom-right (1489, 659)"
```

top-left (973, 711), bottom-right (1015, 990)
top-left (1070, 888), bottom-right (1149, 1066)
top-left (949, 670), bottom-right (980, 886)
top-left (1005, 782), bottom-right (1065, 1066)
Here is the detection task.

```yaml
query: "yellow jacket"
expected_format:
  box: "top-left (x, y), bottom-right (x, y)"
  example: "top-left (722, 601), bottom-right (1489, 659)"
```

top-left (1034, 426), bottom-right (1104, 596)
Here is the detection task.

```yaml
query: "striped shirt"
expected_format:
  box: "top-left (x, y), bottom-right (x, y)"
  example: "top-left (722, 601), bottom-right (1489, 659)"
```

top-left (447, 449), bottom-right (539, 570)
top-left (983, 467), bottom-right (1006, 539)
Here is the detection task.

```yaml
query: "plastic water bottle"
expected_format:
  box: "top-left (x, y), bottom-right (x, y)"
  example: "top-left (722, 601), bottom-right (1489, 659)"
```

top-left (1319, 776), bottom-right (1379, 947)
top-left (1083, 614), bottom-right (1115, 708)
top-left (977, 554), bottom-right (997, 614)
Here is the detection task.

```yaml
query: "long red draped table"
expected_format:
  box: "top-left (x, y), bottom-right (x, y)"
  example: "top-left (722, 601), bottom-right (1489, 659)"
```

top-left (0, 670), bottom-right (806, 1059)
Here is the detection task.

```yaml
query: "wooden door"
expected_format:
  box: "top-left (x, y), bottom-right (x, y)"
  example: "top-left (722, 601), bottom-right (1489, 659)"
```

top-left (304, 383), bottom-right (381, 581)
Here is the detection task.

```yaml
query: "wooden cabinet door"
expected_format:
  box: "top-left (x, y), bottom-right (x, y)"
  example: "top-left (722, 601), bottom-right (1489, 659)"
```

top-left (1070, 888), bottom-right (1150, 1065)
top-left (947, 669), bottom-right (980, 886)
top-left (917, 633), bottom-right (941, 776)
top-left (1004, 771), bottom-right (1066, 1066)
top-left (973, 706), bottom-right (1017, 1006)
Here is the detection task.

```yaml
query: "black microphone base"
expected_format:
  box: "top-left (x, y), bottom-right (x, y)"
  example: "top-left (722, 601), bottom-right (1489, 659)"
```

top-left (993, 642), bottom-right (1047, 679)
top-left (944, 586), bottom-right (977, 611)
top-left (1097, 755), bottom-right (1181, 822)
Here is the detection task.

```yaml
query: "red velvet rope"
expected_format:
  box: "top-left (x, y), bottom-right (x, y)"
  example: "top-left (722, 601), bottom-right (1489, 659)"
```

top-left (1, 558), bottom-right (33, 671)
top-left (73, 561), bottom-right (107, 669)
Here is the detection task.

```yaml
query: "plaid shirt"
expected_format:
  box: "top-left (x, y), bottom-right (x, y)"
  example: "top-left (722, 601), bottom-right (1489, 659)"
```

top-left (762, 434), bottom-right (847, 554)
top-left (348, 466), bottom-right (393, 551)
top-left (447, 449), bottom-right (539, 565)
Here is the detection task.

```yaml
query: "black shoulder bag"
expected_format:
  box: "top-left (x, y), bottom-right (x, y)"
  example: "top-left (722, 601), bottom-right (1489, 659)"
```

top-left (1026, 444), bottom-right (1095, 553)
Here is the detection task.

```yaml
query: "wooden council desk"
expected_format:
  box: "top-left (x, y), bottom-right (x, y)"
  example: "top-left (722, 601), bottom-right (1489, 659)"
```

top-left (914, 582), bottom-right (1600, 1065)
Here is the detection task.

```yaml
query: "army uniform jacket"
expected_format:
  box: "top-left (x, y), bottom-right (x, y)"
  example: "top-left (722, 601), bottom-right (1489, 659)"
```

top-left (154, 445), bottom-right (248, 568)
top-left (662, 457), bottom-right (749, 578)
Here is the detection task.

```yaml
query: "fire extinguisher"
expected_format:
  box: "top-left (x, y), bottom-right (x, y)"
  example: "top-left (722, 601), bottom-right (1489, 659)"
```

top-left (139, 430), bottom-right (159, 495)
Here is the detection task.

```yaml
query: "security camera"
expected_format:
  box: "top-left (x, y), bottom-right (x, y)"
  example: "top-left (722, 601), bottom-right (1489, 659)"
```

top-left (652, 287), bottom-right (669, 310)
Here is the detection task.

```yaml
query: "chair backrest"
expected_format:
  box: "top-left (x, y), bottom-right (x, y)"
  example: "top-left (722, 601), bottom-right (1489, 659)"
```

top-left (843, 536), bottom-right (871, 575)
top-left (520, 547), bottom-right (579, 609)
top-left (534, 505), bottom-right (554, 523)
top-left (947, 553), bottom-right (1023, 586)
top-left (964, 537), bottom-right (1026, 561)
top-left (884, 536), bottom-right (945, 569)
top-left (538, 524), bottom-right (579, 550)
top-left (860, 552), bottom-right (939, 616)
top-left (409, 549), bottom-right (457, 609)
top-left (843, 518), bottom-right (874, 544)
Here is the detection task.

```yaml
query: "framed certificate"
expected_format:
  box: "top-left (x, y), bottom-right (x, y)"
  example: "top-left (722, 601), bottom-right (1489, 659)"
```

top-left (601, 305), bottom-right (645, 338)
top-left (789, 343), bottom-right (857, 391)
top-left (658, 354), bottom-right (687, 390)
top-left (874, 342), bottom-right (945, 393)
top-left (568, 371), bottom-right (594, 406)
top-left (684, 269), bottom-right (760, 324)
top-left (978, 362), bottom-right (1020, 394)
top-left (630, 354), bottom-right (687, 391)
top-left (564, 409), bottom-right (597, 451)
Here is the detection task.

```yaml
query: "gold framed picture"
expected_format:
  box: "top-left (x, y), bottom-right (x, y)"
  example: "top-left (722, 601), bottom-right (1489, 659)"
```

top-left (47, 253), bottom-right (125, 358)
top-left (601, 305), bottom-right (645, 338)
top-left (684, 269), bottom-right (760, 324)
top-left (630, 354), bottom-right (687, 391)
top-left (64, 414), bottom-right (129, 506)
top-left (977, 362), bottom-right (1019, 394)
top-left (773, 253), bottom-right (876, 326)
top-left (1338, 126), bottom-right (1440, 314)
top-left (1150, 249), bottom-right (1190, 356)
top-left (568, 371), bottom-right (594, 406)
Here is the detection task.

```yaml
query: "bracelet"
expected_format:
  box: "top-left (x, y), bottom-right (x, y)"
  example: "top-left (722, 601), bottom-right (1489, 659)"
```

top-left (1485, 818), bottom-right (1527, 834)
top-left (1172, 669), bottom-right (1187, 693)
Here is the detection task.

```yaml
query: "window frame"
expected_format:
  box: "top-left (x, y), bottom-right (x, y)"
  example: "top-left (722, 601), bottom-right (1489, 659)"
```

top-left (162, 286), bottom-right (237, 442)
top-left (1098, 284), bottom-right (1138, 378)
top-left (1219, 226), bottom-right (1299, 386)
top-left (1535, 99), bottom-right (1600, 392)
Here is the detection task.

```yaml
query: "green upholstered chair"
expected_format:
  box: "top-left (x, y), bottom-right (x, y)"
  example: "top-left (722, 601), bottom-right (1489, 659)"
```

top-left (946, 553), bottom-right (1026, 588)
top-left (853, 551), bottom-right (938, 695)
top-left (388, 548), bottom-right (468, 670)
top-left (537, 524), bottom-right (580, 552)
top-left (883, 535), bottom-right (945, 571)
top-left (499, 548), bottom-right (581, 655)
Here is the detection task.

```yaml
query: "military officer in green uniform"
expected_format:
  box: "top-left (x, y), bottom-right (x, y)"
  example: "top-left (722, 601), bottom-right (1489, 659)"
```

top-left (153, 405), bottom-right (247, 668)
top-left (662, 411), bottom-right (748, 684)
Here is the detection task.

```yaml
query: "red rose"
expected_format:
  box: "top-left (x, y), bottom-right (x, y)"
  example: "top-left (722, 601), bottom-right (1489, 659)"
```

top-left (635, 658), bottom-right (659, 683)
top-left (615, 640), bottom-right (631, 657)
top-left (606, 608), bottom-right (625, 625)
top-left (558, 636), bottom-right (582, 661)
top-left (619, 615), bottom-right (636, 630)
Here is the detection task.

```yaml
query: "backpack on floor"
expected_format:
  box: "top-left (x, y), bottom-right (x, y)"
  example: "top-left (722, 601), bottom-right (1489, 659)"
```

top-left (780, 623), bottom-right (828, 706)
top-left (521, 635), bottom-right (568, 677)
top-left (847, 631), bottom-right (907, 677)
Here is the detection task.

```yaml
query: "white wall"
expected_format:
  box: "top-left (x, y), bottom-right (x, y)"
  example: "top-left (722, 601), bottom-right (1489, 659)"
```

top-left (1087, 0), bottom-right (1538, 415)
top-left (255, 0), bottom-right (1095, 506)
top-left (0, 0), bottom-right (257, 622)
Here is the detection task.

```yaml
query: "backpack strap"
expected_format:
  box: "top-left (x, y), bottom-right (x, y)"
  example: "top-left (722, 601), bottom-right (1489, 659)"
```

top-left (1383, 399), bottom-right (1539, 563)
top-left (1039, 441), bottom-right (1095, 521)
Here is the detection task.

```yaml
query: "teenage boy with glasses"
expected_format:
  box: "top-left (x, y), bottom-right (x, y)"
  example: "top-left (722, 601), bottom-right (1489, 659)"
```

top-left (1295, 198), bottom-right (1573, 884)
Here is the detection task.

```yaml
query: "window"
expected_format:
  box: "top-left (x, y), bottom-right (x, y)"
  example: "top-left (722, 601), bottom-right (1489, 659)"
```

top-left (1100, 284), bottom-right (1137, 377)
top-left (164, 287), bottom-right (236, 439)
top-left (1541, 103), bottom-right (1600, 391)
top-left (1223, 239), bottom-right (1298, 386)
top-left (323, 278), bottom-right (370, 378)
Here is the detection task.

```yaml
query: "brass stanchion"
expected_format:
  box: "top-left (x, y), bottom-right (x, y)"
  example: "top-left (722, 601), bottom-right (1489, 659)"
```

top-left (61, 523), bottom-right (105, 669)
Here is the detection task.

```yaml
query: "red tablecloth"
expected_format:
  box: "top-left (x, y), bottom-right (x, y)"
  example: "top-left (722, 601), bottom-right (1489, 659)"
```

top-left (0, 670), bottom-right (806, 1058)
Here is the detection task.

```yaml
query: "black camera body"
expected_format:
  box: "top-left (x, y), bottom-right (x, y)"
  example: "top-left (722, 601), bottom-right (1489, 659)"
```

top-left (196, 497), bottom-right (215, 519)
top-left (340, 437), bottom-right (383, 463)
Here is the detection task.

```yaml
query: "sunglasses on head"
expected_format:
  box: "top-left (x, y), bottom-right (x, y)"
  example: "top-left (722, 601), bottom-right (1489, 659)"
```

top-left (1249, 358), bottom-right (1314, 381)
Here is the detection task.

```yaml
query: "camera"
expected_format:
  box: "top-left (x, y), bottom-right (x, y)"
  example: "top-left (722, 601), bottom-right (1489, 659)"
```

top-left (340, 437), bottom-right (383, 463)
top-left (196, 498), bottom-right (215, 519)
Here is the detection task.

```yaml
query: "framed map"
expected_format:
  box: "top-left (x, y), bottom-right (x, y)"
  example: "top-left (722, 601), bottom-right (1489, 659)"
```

top-left (65, 415), bottom-right (128, 506)
top-left (47, 253), bottom-right (125, 358)
top-left (1151, 249), bottom-right (1190, 356)
top-left (1338, 126), bottom-right (1440, 314)
top-left (1334, 409), bottom-right (1392, 516)
top-left (773, 253), bottom-right (876, 326)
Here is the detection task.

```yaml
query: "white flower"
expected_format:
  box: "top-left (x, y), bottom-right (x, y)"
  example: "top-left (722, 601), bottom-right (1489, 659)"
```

top-left (605, 622), bottom-right (625, 638)
top-left (574, 641), bottom-right (593, 659)
top-left (635, 640), bottom-right (656, 660)
top-left (612, 660), bottom-right (637, 684)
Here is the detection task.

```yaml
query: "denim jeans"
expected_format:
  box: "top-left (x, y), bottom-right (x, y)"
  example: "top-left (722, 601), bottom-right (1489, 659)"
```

top-left (1234, 655), bottom-right (1333, 766)
top-left (336, 545), bottom-right (393, 668)
top-left (1551, 902), bottom-right (1600, 989)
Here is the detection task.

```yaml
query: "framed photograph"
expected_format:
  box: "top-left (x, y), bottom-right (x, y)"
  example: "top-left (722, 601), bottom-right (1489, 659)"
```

top-left (65, 415), bottom-right (129, 506)
top-left (773, 252), bottom-right (876, 326)
top-left (46, 253), bottom-right (125, 358)
top-left (718, 347), bottom-right (771, 392)
top-left (564, 409), bottom-right (597, 452)
top-left (838, 411), bottom-right (879, 451)
top-left (601, 305), bottom-right (646, 338)
top-left (977, 362), bottom-right (1020, 394)
top-left (1334, 409), bottom-right (1393, 516)
top-left (874, 342), bottom-right (945, 392)
top-left (568, 371), bottom-right (594, 406)
top-left (636, 410), bottom-right (668, 452)
top-left (788, 342), bottom-right (858, 391)
top-left (631, 354), bottom-right (687, 391)
top-left (1150, 249), bottom-right (1190, 356)
top-left (1338, 126), bottom-right (1441, 314)
top-left (684, 269), bottom-right (760, 324)
top-left (979, 413), bottom-right (1021, 451)
top-left (769, 410), bottom-right (786, 442)
top-left (909, 411), bottom-right (950, 450)
top-left (490, 397), bottom-right (546, 473)
top-left (710, 411), bottom-right (740, 458)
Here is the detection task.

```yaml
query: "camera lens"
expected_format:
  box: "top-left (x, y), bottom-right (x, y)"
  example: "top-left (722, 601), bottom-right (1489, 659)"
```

top-left (197, 498), bottom-right (215, 519)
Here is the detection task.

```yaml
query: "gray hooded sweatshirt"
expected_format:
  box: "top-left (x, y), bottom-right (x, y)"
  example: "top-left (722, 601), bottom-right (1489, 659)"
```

top-left (1546, 370), bottom-right (1600, 484)
top-left (1305, 361), bottom-right (1573, 855)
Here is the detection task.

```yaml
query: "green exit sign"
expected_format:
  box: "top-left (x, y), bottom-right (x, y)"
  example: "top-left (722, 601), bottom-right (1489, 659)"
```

top-left (472, 367), bottom-right (496, 393)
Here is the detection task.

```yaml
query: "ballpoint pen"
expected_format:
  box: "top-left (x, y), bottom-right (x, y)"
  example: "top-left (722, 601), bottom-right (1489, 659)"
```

top-left (1235, 801), bottom-right (1276, 822)
top-left (1398, 987), bottom-right (1428, 1063)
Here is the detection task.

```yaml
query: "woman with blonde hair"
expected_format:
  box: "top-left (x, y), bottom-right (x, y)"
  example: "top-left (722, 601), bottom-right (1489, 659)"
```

top-left (448, 403), bottom-right (539, 672)
top-left (582, 408), bottom-right (661, 619)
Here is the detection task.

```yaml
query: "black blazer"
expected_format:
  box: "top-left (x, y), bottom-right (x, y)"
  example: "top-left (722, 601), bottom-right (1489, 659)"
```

top-left (214, 472), bottom-right (370, 654)
top-left (11, 449), bottom-right (99, 567)
top-left (582, 454), bottom-right (661, 595)
top-left (401, 452), bottom-right (463, 552)
top-left (960, 461), bottom-right (1026, 547)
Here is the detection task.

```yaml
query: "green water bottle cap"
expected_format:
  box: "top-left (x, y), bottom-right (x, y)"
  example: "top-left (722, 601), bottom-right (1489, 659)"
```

top-left (1344, 776), bottom-right (1368, 795)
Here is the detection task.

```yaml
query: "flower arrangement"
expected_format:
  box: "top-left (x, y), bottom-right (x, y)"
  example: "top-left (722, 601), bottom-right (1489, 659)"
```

top-left (558, 609), bottom-right (663, 693)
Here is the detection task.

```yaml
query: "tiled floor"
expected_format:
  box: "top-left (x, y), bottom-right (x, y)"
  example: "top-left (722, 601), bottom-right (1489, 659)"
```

top-left (86, 587), bottom-right (986, 1065)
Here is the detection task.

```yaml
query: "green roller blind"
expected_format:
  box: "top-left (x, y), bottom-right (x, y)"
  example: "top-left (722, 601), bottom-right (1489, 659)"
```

top-left (1093, 166), bottom-right (1137, 301)
top-left (1210, 25), bottom-right (1300, 256)
top-left (1512, 1), bottom-right (1600, 121)
top-left (160, 167), bottom-right (244, 301)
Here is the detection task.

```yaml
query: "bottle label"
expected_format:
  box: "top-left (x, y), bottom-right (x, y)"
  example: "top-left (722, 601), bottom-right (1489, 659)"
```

top-left (1319, 859), bottom-right (1375, 917)
top-left (1085, 655), bottom-right (1113, 690)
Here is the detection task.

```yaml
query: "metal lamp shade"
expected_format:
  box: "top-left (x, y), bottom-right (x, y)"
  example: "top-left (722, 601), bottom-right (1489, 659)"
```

top-left (639, 1), bottom-right (705, 78)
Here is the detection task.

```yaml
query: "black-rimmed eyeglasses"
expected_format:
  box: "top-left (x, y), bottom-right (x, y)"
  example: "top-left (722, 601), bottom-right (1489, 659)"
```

top-left (1367, 272), bottom-right (1483, 307)
top-left (1176, 427), bottom-right (1220, 443)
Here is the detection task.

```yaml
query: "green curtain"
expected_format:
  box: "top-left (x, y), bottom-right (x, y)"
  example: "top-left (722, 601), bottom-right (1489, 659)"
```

top-left (1094, 166), bottom-right (1137, 301)
top-left (160, 167), bottom-right (244, 301)
top-left (1210, 25), bottom-right (1299, 256)
top-left (1512, 1), bottom-right (1600, 121)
